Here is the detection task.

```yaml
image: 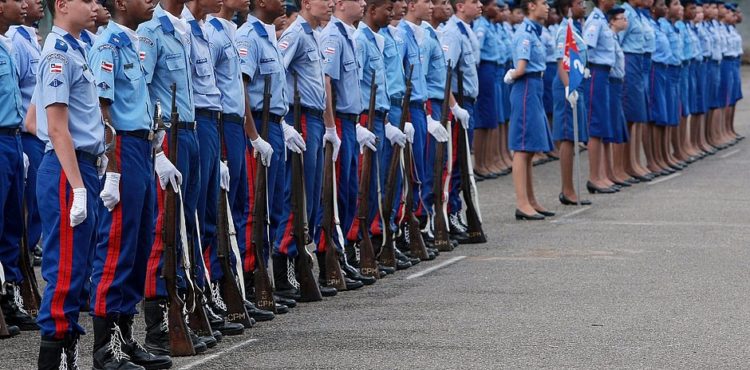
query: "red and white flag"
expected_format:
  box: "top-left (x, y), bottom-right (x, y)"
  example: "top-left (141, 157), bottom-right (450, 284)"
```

top-left (101, 61), bottom-right (114, 73)
top-left (50, 63), bottom-right (63, 73)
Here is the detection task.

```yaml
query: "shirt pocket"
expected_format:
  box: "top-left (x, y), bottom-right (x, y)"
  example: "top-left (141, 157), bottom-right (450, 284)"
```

top-left (306, 48), bottom-right (321, 62)
top-left (28, 58), bottom-right (39, 77)
top-left (383, 45), bottom-right (396, 59)
top-left (258, 57), bottom-right (280, 75)
top-left (463, 51), bottom-right (475, 65)
top-left (195, 58), bottom-right (212, 77)
top-left (0, 58), bottom-right (11, 77)
top-left (165, 54), bottom-right (186, 71)
top-left (123, 65), bottom-right (143, 82)
top-left (343, 59), bottom-right (357, 72)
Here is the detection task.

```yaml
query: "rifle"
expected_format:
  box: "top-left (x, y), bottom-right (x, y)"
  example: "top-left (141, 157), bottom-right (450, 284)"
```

top-left (216, 115), bottom-right (253, 327)
top-left (321, 86), bottom-right (347, 291)
top-left (186, 238), bottom-right (213, 339)
top-left (291, 73), bottom-right (323, 302)
top-left (354, 73), bottom-right (379, 279)
top-left (431, 64), bottom-right (453, 252)
top-left (250, 76), bottom-right (277, 312)
top-left (455, 70), bottom-right (486, 244)
top-left (18, 202), bottom-right (40, 317)
top-left (0, 283), bottom-right (9, 338)
top-left (162, 83), bottom-right (195, 356)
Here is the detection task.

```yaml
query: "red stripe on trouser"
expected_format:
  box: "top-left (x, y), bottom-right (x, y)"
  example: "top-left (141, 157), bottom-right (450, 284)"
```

top-left (425, 100), bottom-right (433, 116)
top-left (203, 245), bottom-right (211, 278)
top-left (243, 147), bottom-right (256, 272)
top-left (145, 139), bottom-right (168, 298)
top-left (369, 215), bottom-right (382, 236)
top-left (448, 122), bottom-right (460, 214)
top-left (94, 138), bottom-right (123, 315)
top-left (52, 172), bottom-right (73, 339)
top-left (317, 228), bottom-right (328, 253)
top-left (278, 114), bottom-right (308, 254)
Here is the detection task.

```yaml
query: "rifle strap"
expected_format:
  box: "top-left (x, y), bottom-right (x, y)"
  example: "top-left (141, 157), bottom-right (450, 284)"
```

top-left (462, 129), bottom-right (483, 222)
top-left (440, 124), bottom-right (453, 227)
top-left (331, 160), bottom-right (345, 249)
top-left (177, 191), bottom-right (196, 312)
top-left (396, 149), bottom-right (407, 226)
top-left (0, 261), bottom-right (5, 295)
top-left (373, 154), bottom-right (385, 248)
top-left (225, 196), bottom-right (246, 297)
top-left (194, 211), bottom-right (213, 290)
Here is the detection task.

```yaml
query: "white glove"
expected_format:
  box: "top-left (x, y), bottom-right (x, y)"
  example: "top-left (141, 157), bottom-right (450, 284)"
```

top-left (384, 122), bottom-right (406, 147)
top-left (97, 155), bottom-right (108, 178)
top-left (426, 115), bottom-right (449, 142)
top-left (281, 121), bottom-right (306, 153)
top-left (23, 153), bottom-right (29, 180)
top-left (583, 68), bottom-right (591, 79)
top-left (154, 151), bottom-right (182, 191)
top-left (403, 121), bottom-right (415, 143)
top-left (355, 124), bottom-right (377, 152)
top-left (450, 103), bottom-right (470, 129)
top-left (70, 187), bottom-right (87, 227)
top-left (250, 136), bottom-right (273, 167)
top-left (323, 126), bottom-right (341, 161)
top-left (504, 68), bottom-right (516, 84)
top-left (99, 172), bottom-right (121, 211)
top-left (220, 161), bottom-right (230, 191)
top-left (565, 87), bottom-right (579, 108)
top-left (151, 130), bottom-right (166, 151)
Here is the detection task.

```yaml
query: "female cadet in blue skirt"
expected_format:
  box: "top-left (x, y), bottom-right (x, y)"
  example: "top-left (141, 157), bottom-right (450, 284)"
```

top-left (673, 3), bottom-right (693, 165)
top-left (726, 5), bottom-right (743, 141)
top-left (583, 0), bottom-right (618, 193)
top-left (720, 4), bottom-right (742, 143)
top-left (497, 1), bottom-right (515, 172)
top-left (640, 0), bottom-right (661, 176)
top-left (504, 0), bottom-right (554, 220)
top-left (473, 0), bottom-right (501, 179)
top-left (552, 0), bottom-right (590, 205)
top-left (541, 5), bottom-right (560, 161)
top-left (605, 7), bottom-right (632, 186)
top-left (662, 0), bottom-right (685, 171)
top-left (684, 0), bottom-right (708, 157)
top-left (692, 2), bottom-right (714, 153)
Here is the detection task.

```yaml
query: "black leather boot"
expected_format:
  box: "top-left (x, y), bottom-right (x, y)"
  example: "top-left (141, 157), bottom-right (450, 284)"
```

top-left (92, 316), bottom-right (145, 370)
top-left (38, 337), bottom-right (65, 370)
top-left (344, 242), bottom-right (359, 268)
top-left (120, 315), bottom-right (172, 370)
top-left (272, 255), bottom-right (301, 300)
top-left (204, 302), bottom-right (244, 336)
top-left (143, 298), bottom-right (207, 356)
top-left (340, 257), bottom-right (375, 285)
top-left (1, 282), bottom-right (38, 330)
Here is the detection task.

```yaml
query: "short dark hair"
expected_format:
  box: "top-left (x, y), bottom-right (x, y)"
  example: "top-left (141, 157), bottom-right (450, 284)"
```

top-left (366, 0), bottom-right (392, 10)
top-left (555, 0), bottom-right (571, 15)
top-left (520, 0), bottom-right (540, 14)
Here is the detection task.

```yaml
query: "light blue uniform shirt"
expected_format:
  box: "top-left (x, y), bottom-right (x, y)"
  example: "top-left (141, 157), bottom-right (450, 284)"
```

top-left (205, 16), bottom-right (245, 117)
top-left (442, 15), bottom-right (479, 98)
top-left (182, 8), bottom-right (222, 111)
top-left (320, 16), bottom-right (362, 114)
top-left (354, 23), bottom-right (389, 113)
top-left (0, 35), bottom-right (23, 128)
top-left (495, 22), bottom-right (512, 64)
top-left (511, 17), bottom-right (546, 73)
top-left (474, 16), bottom-right (500, 62)
top-left (584, 8), bottom-right (616, 66)
top-left (718, 22), bottom-right (731, 56)
top-left (7, 25), bottom-right (39, 122)
top-left (640, 9), bottom-right (656, 54)
top-left (236, 15), bottom-right (289, 117)
top-left (89, 21), bottom-right (152, 131)
top-left (35, 26), bottom-right (104, 155)
top-left (675, 21), bottom-right (691, 62)
top-left (80, 29), bottom-right (97, 52)
top-left (651, 18), bottom-right (675, 65)
top-left (542, 25), bottom-right (557, 63)
top-left (611, 35), bottom-right (625, 78)
top-left (707, 20), bottom-right (724, 61)
top-left (555, 18), bottom-right (588, 65)
top-left (379, 26), bottom-right (405, 100)
top-left (137, 5), bottom-right (195, 123)
top-left (697, 22), bottom-right (712, 59)
top-left (687, 22), bottom-right (702, 61)
top-left (729, 25), bottom-right (742, 56)
top-left (398, 20), bottom-right (429, 103)
top-left (422, 22), bottom-right (447, 101)
top-left (659, 18), bottom-right (681, 65)
top-left (619, 2), bottom-right (644, 54)
top-left (278, 15), bottom-right (326, 111)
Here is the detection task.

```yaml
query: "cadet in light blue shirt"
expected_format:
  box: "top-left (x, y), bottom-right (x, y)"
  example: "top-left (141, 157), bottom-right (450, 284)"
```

top-left (354, 22), bottom-right (389, 113)
top-left (321, 15), bottom-right (362, 115)
top-left (473, 3), bottom-right (501, 135)
top-left (619, 0), bottom-right (650, 126)
top-left (380, 25), bottom-right (406, 107)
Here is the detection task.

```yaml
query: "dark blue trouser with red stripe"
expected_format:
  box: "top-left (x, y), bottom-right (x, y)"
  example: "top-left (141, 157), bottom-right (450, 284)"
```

top-left (36, 152), bottom-right (100, 338)
top-left (0, 134), bottom-right (24, 283)
top-left (448, 102), bottom-right (475, 215)
top-left (144, 129), bottom-right (200, 299)
top-left (275, 111), bottom-right (324, 258)
top-left (90, 136), bottom-right (154, 317)
top-left (423, 100), bottom-right (449, 218)
top-left (22, 133), bottom-right (45, 251)
top-left (195, 114), bottom-right (220, 289)
top-left (346, 114), bottom-right (385, 242)
top-left (408, 104), bottom-right (427, 215)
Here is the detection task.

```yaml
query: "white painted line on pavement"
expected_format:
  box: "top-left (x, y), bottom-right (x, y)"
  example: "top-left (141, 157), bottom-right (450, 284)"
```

top-left (720, 149), bottom-right (741, 158)
top-left (551, 206), bottom-right (591, 223)
top-left (406, 256), bottom-right (466, 280)
top-left (647, 172), bottom-right (681, 185)
top-left (179, 338), bottom-right (259, 370)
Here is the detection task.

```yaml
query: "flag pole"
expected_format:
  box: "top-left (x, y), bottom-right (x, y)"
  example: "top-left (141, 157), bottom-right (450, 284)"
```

top-left (572, 97), bottom-right (582, 206)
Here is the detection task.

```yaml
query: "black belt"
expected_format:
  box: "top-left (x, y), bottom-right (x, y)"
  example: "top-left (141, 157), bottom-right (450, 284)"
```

top-left (0, 127), bottom-right (20, 136)
top-left (223, 113), bottom-right (243, 125)
top-left (48, 149), bottom-right (100, 166)
top-left (196, 108), bottom-right (221, 120)
top-left (390, 97), bottom-right (403, 107)
top-left (480, 60), bottom-right (503, 67)
top-left (652, 62), bottom-right (672, 69)
top-left (360, 110), bottom-right (387, 121)
top-left (409, 101), bottom-right (425, 111)
top-left (643, 52), bottom-right (652, 59)
top-left (624, 52), bottom-right (644, 56)
top-left (335, 112), bottom-right (359, 122)
top-left (588, 63), bottom-right (612, 72)
top-left (609, 77), bottom-right (624, 83)
top-left (176, 121), bottom-right (196, 130)
top-left (724, 56), bottom-right (739, 61)
top-left (250, 111), bottom-right (283, 124)
top-left (299, 106), bottom-right (324, 119)
top-left (117, 129), bottom-right (152, 141)
top-left (682, 61), bottom-right (690, 66)
top-left (520, 71), bottom-right (543, 79)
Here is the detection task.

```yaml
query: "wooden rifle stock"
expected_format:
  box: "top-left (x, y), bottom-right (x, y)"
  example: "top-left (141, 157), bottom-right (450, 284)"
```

top-left (162, 83), bottom-right (195, 357)
top-left (216, 115), bottom-right (253, 327)
top-left (354, 73), bottom-right (379, 279)
top-left (322, 142), bottom-right (346, 290)
top-left (251, 76), bottom-right (277, 312)
top-left (18, 203), bottom-right (40, 317)
top-left (290, 74), bottom-right (323, 302)
top-left (432, 63), bottom-right (453, 252)
top-left (455, 70), bottom-right (486, 244)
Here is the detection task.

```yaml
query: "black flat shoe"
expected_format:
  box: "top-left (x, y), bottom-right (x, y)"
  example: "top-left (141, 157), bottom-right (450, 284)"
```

top-left (659, 169), bottom-right (672, 176)
top-left (497, 168), bottom-right (512, 176)
top-left (559, 193), bottom-right (592, 206)
top-left (586, 181), bottom-right (617, 194)
top-left (515, 209), bottom-right (545, 221)
top-left (473, 171), bottom-right (486, 181)
top-left (625, 177), bottom-right (640, 184)
top-left (633, 174), bottom-right (651, 182)
top-left (613, 180), bottom-right (631, 187)
top-left (535, 209), bottom-right (556, 217)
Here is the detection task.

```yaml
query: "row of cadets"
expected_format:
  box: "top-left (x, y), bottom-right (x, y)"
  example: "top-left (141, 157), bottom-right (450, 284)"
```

top-left (0, 0), bottom-right (37, 339)
top-left (496, 1), bottom-right (514, 175)
top-left (274, 0), bottom-right (341, 297)
top-left (86, 0), bottom-right (179, 367)
top-left (606, 6), bottom-right (631, 185)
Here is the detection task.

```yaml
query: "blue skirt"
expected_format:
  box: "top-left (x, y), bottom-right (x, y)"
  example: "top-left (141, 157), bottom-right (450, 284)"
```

top-left (606, 78), bottom-right (629, 144)
top-left (649, 63), bottom-right (670, 126)
top-left (543, 62), bottom-right (557, 115)
top-left (508, 74), bottom-right (554, 152)
top-left (496, 64), bottom-right (507, 124)
top-left (679, 64), bottom-right (690, 117)
top-left (707, 60), bottom-right (721, 109)
top-left (642, 56), bottom-right (653, 122)
top-left (732, 58), bottom-right (743, 105)
top-left (622, 53), bottom-right (648, 123)
top-left (666, 66), bottom-right (681, 126)
top-left (582, 65), bottom-right (612, 139)
top-left (719, 59), bottom-right (735, 108)
top-left (692, 61), bottom-right (706, 115)
top-left (551, 75), bottom-right (588, 143)
top-left (475, 61), bottom-right (500, 129)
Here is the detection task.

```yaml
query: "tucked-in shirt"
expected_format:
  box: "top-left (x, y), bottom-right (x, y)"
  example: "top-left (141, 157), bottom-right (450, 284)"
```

top-left (697, 21), bottom-right (712, 59)
top-left (182, 7), bottom-right (222, 111)
top-left (205, 15), bottom-right (245, 117)
top-left (354, 22), bottom-right (389, 112)
top-left (512, 17), bottom-right (546, 73)
top-left (639, 9), bottom-right (656, 53)
top-left (495, 22), bottom-right (512, 64)
top-left (379, 26), bottom-right (405, 100)
top-left (555, 18), bottom-right (588, 66)
top-left (674, 20), bottom-right (690, 62)
top-left (611, 34), bottom-right (625, 78)
top-left (474, 16), bottom-right (499, 62)
top-left (398, 19), bottom-right (429, 103)
top-left (707, 20), bottom-right (724, 61)
top-left (619, 2), bottom-right (645, 54)
top-left (422, 22), bottom-right (448, 101)
top-left (583, 7), bottom-right (616, 66)
top-left (277, 15), bottom-right (326, 111)
top-left (659, 18), bottom-right (682, 65)
top-left (7, 25), bottom-right (39, 122)
top-left (442, 15), bottom-right (479, 98)
top-left (0, 34), bottom-right (23, 128)
top-left (651, 17), bottom-right (677, 65)
top-left (687, 22), bottom-right (702, 61)
top-left (320, 16), bottom-right (361, 114)
top-left (542, 25), bottom-right (557, 63)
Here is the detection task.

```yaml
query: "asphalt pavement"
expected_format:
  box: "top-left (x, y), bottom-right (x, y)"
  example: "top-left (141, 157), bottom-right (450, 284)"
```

top-left (2, 70), bottom-right (750, 370)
